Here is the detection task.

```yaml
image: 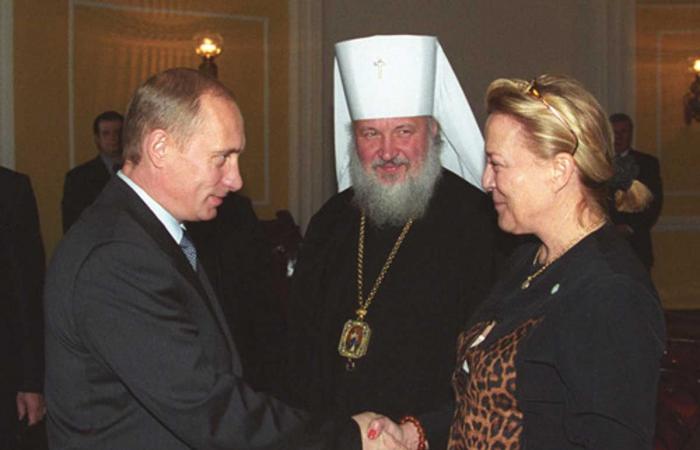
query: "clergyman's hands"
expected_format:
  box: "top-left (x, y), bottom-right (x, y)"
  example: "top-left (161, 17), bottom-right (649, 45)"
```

top-left (16, 392), bottom-right (46, 426)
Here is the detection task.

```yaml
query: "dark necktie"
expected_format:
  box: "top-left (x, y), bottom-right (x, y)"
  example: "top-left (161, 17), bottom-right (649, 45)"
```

top-left (179, 230), bottom-right (197, 270)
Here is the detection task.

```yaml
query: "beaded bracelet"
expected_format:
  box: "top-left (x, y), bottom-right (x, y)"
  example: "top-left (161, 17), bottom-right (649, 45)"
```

top-left (399, 415), bottom-right (427, 450)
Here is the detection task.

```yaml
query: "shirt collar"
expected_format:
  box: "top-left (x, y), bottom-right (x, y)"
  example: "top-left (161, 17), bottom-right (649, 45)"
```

top-left (117, 171), bottom-right (184, 244)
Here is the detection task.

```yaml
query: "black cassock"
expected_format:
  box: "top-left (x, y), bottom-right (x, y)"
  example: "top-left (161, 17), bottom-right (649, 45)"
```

top-left (286, 170), bottom-right (502, 448)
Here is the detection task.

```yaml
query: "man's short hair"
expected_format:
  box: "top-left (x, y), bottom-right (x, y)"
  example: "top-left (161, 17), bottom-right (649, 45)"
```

top-left (609, 112), bottom-right (634, 129)
top-left (93, 110), bottom-right (124, 135)
top-left (121, 68), bottom-right (237, 165)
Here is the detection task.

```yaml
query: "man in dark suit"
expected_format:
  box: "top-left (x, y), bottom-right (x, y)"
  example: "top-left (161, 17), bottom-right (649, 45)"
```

top-left (44, 68), bottom-right (403, 450)
top-left (0, 167), bottom-right (46, 449)
top-left (609, 113), bottom-right (663, 270)
top-left (61, 110), bottom-right (123, 232)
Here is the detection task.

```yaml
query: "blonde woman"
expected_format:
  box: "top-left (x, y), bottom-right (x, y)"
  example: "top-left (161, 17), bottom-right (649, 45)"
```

top-left (447, 75), bottom-right (665, 449)
top-left (367, 74), bottom-right (665, 450)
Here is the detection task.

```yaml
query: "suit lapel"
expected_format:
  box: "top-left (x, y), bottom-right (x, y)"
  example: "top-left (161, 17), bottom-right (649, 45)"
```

top-left (108, 178), bottom-right (236, 358)
top-left (195, 263), bottom-right (240, 372)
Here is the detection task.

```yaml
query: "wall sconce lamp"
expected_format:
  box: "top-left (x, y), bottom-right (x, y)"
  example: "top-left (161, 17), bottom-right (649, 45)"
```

top-left (194, 32), bottom-right (223, 79)
top-left (684, 58), bottom-right (700, 125)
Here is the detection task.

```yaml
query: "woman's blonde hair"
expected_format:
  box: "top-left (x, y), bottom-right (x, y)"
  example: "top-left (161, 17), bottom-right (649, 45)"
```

top-left (485, 74), bottom-right (615, 217)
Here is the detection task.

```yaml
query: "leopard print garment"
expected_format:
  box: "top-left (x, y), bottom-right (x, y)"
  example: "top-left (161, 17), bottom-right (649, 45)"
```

top-left (448, 318), bottom-right (542, 450)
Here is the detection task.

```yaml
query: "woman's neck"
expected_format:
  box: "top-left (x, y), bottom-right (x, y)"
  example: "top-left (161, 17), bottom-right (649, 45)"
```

top-left (536, 208), bottom-right (606, 265)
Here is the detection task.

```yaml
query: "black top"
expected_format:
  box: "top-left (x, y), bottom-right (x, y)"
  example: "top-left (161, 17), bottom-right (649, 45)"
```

top-left (285, 170), bottom-right (501, 448)
top-left (452, 224), bottom-right (666, 449)
top-left (0, 167), bottom-right (45, 394)
top-left (0, 167), bottom-right (45, 446)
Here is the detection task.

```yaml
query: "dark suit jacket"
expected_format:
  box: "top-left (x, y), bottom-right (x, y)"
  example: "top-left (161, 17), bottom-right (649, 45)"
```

top-left (0, 167), bottom-right (45, 440)
top-left (187, 194), bottom-right (285, 394)
top-left (44, 177), bottom-right (357, 449)
top-left (610, 149), bottom-right (663, 269)
top-left (61, 156), bottom-right (111, 233)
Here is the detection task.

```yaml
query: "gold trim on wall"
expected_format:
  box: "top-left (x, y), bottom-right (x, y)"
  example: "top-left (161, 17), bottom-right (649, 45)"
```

top-left (13, 0), bottom-right (289, 257)
top-left (638, 4), bottom-right (700, 309)
top-left (69, 0), bottom-right (273, 206)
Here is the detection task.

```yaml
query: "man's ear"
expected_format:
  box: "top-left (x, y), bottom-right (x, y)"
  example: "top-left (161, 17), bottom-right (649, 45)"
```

top-left (429, 117), bottom-right (439, 138)
top-left (551, 152), bottom-right (576, 192)
top-left (142, 129), bottom-right (170, 168)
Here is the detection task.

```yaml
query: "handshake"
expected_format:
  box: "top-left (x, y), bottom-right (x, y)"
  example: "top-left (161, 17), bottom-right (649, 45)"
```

top-left (352, 412), bottom-right (427, 450)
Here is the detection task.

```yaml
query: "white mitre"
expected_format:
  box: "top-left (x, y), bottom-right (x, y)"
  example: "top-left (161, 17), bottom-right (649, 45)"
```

top-left (334, 34), bottom-right (485, 192)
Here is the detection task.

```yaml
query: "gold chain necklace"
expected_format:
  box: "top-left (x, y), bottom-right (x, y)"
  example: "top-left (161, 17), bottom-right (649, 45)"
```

top-left (521, 221), bottom-right (605, 290)
top-left (338, 213), bottom-right (414, 370)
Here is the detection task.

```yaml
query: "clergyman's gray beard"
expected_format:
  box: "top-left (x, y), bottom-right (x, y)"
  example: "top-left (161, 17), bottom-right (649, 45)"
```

top-left (349, 141), bottom-right (442, 228)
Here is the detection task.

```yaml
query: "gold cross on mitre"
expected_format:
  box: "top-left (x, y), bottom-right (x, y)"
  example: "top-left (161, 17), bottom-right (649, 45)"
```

top-left (373, 58), bottom-right (386, 79)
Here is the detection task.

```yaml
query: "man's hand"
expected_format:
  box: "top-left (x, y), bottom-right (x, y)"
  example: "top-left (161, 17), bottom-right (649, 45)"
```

top-left (16, 392), bottom-right (46, 426)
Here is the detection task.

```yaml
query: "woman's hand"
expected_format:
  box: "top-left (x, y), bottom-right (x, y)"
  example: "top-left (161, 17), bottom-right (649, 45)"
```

top-left (353, 412), bottom-right (426, 450)
top-left (369, 415), bottom-right (425, 450)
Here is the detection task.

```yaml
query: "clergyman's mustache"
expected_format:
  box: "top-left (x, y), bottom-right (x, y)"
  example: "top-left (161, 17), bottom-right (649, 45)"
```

top-left (372, 156), bottom-right (410, 169)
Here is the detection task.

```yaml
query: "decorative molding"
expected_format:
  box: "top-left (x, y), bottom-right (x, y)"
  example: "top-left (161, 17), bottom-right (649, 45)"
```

top-left (0, 0), bottom-right (14, 169)
top-left (654, 28), bottom-right (700, 198)
top-left (68, 0), bottom-right (271, 205)
top-left (68, 0), bottom-right (75, 168)
top-left (655, 215), bottom-right (700, 232)
top-left (663, 191), bottom-right (700, 197)
top-left (654, 28), bottom-right (700, 161)
top-left (638, 4), bottom-right (700, 9)
top-left (288, 0), bottom-right (323, 231)
top-left (602, 0), bottom-right (636, 118)
top-left (73, 0), bottom-right (266, 22)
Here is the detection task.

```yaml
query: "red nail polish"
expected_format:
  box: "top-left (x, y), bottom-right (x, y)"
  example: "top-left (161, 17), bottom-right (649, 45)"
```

top-left (368, 429), bottom-right (377, 440)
